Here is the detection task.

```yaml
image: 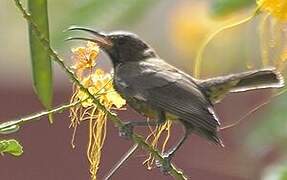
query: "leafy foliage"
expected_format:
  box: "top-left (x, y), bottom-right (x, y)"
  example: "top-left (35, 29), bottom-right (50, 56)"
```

top-left (0, 139), bottom-right (23, 157)
top-left (28, 0), bottom-right (53, 117)
top-left (52, 0), bottom-right (159, 45)
top-left (263, 159), bottom-right (287, 180)
top-left (210, 0), bottom-right (255, 17)
top-left (246, 93), bottom-right (287, 154)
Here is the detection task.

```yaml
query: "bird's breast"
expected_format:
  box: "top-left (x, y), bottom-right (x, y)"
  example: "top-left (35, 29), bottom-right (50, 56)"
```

top-left (113, 75), bottom-right (155, 117)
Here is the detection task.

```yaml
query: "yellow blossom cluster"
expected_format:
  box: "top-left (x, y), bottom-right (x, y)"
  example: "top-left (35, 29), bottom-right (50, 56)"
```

top-left (257, 0), bottom-right (287, 69)
top-left (71, 41), bottom-right (99, 77)
top-left (75, 69), bottom-right (126, 109)
top-left (69, 42), bottom-right (126, 180)
top-left (258, 0), bottom-right (287, 21)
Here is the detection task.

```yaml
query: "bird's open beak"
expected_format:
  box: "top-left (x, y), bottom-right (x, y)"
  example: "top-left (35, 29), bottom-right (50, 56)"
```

top-left (66, 26), bottom-right (113, 48)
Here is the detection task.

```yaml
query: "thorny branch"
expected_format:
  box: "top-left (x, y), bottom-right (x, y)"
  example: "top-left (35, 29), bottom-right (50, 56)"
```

top-left (12, 0), bottom-right (188, 179)
top-left (0, 100), bottom-right (81, 132)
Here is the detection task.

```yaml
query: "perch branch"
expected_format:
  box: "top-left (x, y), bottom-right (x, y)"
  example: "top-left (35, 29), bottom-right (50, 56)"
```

top-left (0, 100), bottom-right (81, 131)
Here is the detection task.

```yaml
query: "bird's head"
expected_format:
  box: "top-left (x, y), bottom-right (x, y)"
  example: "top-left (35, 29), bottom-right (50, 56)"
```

top-left (67, 26), bottom-right (157, 65)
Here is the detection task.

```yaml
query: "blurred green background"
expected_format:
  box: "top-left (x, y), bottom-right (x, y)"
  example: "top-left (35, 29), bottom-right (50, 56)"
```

top-left (1, 0), bottom-right (287, 179)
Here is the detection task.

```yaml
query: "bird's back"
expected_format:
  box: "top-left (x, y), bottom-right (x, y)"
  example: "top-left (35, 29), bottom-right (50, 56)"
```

top-left (113, 58), bottom-right (223, 145)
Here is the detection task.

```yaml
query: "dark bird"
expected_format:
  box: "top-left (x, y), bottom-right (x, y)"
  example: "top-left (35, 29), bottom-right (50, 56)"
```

top-left (67, 26), bottom-right (284, 166)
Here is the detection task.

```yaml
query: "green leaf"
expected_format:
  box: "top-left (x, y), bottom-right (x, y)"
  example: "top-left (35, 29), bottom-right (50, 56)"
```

top-left (109, 0), bottom-right (156, 26)
top-left (0, 139), bottom-right (23, 157)
top-left (245, 93), bottom-right (287, 154)
top-left (263, 159), bottom-right (287, 180)
top-left (0, 121), bottom-right (20, 135)
top-left (210, 0), bottom-right (255, 17)
top-left (28, 0), bottom-right (53, 121)
top-left (52, 0), bottom-right (159, 46)
top-left (69, 0), bottom-right (157, 26)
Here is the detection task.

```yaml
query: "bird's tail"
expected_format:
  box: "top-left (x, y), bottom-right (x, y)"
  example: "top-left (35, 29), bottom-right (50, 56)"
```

top-left (199, 68), bottom-right (284, 103)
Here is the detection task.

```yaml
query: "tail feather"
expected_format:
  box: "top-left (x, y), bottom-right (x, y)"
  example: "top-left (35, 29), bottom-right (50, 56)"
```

top-left (199, 68), bottom-right (284, 103)
top-left (229, 68), bottom-right (284, 92)
top-left (194, 128), bottom-right (224, 147)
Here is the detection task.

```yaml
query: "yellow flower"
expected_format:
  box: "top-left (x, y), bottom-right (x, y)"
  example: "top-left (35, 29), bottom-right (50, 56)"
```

top-left (69, 42), bottom-right (126, 180)
top-left (71, 41), bottom-right (100, 76)
top-left (257, 0), bottom-right (287, 69)
top-left (169, 2), bottom-right (215, 58)
top-left (258, 0), bottom-right (287, 21)
top-left (71, 68), bottom-right (126, 179)
top-left (75, 69), bottom-right (126, 108)
top-left (106, 92), bottom-right (126, 108)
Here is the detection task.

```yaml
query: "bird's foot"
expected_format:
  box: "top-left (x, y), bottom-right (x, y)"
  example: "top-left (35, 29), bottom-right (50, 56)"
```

top-left (155, 153), bottom-right (172, 174)
top-left (119, 122), bottom-right (134, 139)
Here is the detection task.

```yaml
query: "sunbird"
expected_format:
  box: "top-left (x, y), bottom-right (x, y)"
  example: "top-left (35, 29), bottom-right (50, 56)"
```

top-left (67, 26), bottom-right (284, 169)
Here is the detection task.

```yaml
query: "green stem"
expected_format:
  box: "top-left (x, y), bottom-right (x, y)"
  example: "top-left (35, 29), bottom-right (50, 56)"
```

top-left (194, 7), bottom-right (261, 78)
top-left (13, 0), bottom-right (187, 179)
top-left (0, 100), bottom-right (81, 132)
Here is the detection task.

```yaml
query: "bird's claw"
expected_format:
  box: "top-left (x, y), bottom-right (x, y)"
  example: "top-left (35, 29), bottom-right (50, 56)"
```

top-left (119, 122), bottom-right (134, 139)
top-left (155, 153), bottom-right (172, 174)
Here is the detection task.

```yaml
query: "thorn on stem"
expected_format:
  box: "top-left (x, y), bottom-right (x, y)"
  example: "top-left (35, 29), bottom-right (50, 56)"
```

top-left (118, 122), bottom-right (134, 139)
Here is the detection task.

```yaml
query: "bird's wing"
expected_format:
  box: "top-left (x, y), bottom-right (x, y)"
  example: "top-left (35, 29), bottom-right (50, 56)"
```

top-left (117, 58), bottom-right (220, 132)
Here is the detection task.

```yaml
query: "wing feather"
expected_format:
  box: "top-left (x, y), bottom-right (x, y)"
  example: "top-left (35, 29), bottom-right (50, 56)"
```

top-left (146, 81), bottom-right (220, 131)
top-left (115, 58), bottom-right (221, 133)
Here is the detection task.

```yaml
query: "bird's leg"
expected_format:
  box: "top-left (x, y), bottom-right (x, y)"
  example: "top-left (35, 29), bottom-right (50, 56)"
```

top-left (156, 125), bottom-right (192, 173)
top-left (119, 111), bottom-right (166, 138)
top-left (165, 126), bottom-right (192, 160)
